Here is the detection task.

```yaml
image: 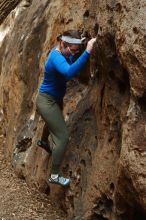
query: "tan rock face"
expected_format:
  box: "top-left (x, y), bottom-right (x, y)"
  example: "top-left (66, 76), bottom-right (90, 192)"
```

top-left (0, 0), bottom-right (146, 219)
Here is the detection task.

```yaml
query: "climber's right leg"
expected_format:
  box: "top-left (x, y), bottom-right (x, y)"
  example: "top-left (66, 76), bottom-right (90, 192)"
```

top-left (36, 92), bottom-right (71, 186)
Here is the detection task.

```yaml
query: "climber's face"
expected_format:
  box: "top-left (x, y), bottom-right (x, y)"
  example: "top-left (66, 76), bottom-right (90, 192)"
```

top-left (61, 41), bottom-right (80, 57)
top-left (67, 44), bottom-right (80, 55)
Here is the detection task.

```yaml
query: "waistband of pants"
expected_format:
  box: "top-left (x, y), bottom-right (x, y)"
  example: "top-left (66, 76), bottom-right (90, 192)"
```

top-left (38, 92), bottom-right (56, 100)
top-left (38, 92), bottom-right (63, 104)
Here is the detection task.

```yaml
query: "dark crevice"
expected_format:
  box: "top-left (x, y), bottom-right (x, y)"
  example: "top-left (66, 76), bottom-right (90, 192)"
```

top-left (83, 10), bottom-right (89, 18)
top-left (94, 23), bottom-right (99, 35)
top-left (138, 90), bottom-right (146, 111)
top-left (110, 182), bottom-right (115, 193)
top-left (133, 27), bottom-right (139, 34)
top-left (115, 3), bottom-right (122, 12)
top-left (108, 68), bottom-right (130, 95)
top-left (119, 206), bottom-right (146, 220)
top-left (80, 159), bottom-right (86, 167)
top-left (15, 137), bottom-right (32, 153)
top-left (133, 206), bottom-right (146, 220)
top-left (44, 186), bottom-right (50, 195)
top-left (92, 194), bottom-right (113, 220)
top-left (100, 84), bottom-right (105, 109)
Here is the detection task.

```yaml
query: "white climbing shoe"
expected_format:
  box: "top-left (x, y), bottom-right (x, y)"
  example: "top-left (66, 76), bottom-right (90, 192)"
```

top-left (48, 175), bottom-right (71, 186)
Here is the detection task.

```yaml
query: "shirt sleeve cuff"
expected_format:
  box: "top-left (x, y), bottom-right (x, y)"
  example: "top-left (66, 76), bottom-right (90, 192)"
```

top-left (84, 50), bottom-right (90, 57)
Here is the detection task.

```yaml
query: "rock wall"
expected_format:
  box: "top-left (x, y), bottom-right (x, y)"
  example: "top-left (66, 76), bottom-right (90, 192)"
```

top-left (0, 0), bottom-right (21, 25)
top-left (0, 0), bottom-right (146, 219)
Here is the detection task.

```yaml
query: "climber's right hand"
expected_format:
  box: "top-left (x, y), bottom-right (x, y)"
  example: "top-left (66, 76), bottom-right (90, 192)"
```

top-left (86, 38), bottom-right (96, 53)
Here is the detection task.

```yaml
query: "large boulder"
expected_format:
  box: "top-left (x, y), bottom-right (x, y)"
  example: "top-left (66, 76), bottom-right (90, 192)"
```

top-left (0, 0), bottom-right (145, 219)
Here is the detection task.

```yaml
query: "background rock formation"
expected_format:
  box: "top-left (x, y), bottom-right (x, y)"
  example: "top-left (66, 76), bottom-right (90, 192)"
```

top-left (0, 0), bottom-right (146, 219)
top-left (0, 0), bottom-right (21, 25)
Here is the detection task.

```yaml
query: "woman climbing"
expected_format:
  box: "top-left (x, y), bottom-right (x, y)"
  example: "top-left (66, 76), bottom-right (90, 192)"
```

top-left (36, 30), bottom-right (96, 186)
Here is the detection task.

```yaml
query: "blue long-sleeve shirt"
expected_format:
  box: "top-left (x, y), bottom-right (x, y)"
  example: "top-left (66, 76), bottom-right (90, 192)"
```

top-left (39, 47), bottom-right (90, 100)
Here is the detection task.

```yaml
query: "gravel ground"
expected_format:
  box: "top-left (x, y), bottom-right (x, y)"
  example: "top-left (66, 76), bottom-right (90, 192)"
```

top-left (0, 145), bottom-right (66, 220)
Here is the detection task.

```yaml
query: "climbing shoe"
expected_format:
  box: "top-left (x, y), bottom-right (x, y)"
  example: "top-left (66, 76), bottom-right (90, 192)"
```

top-left (48, 175), bottom-right (71, 186)
top-left (37, 140), bottom-right (52, 154)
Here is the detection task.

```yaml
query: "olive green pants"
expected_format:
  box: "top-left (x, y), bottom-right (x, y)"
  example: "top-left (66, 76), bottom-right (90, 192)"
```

top-left (36, 92), bottom-right (69, 174)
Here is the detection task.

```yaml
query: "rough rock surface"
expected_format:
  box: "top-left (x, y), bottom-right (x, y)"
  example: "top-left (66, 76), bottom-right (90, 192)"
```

top-left (0, 0), bottom-right (21, 25)
top-left (0, 0), bottom-right (146, 220)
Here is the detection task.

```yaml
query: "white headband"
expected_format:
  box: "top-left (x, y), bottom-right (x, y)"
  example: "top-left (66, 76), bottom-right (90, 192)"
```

top-left (61, 35), bottom-right (85, 44)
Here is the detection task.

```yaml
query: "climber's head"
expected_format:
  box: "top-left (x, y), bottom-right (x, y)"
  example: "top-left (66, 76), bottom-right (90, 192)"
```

top-left (57, 30), bottom-right (84, 56)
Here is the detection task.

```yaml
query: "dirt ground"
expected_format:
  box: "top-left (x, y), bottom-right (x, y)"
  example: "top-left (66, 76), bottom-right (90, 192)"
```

top-left (0, 144), bottom-right (66, 220)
